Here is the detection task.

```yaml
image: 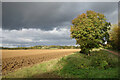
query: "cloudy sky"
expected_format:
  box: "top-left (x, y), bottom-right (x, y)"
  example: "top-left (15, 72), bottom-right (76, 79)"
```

top-left (1, 2), bottom-right (118, 47)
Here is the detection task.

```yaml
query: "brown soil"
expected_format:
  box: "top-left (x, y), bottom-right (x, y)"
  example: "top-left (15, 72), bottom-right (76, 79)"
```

top-left (2, 49), bottom-right (79, 75)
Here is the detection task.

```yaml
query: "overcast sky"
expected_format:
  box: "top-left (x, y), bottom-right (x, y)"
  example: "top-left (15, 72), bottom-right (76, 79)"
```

top-left (1, 2), bottom-right (118, 47)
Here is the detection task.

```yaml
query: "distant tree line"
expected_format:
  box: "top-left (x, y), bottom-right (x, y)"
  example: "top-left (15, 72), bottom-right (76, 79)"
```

top-left (0, 45), bottom-right (80, 50)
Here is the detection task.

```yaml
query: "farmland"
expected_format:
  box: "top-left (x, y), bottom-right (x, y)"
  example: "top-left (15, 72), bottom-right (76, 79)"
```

top-left (2, 49), bottom-right (79, 75)
top-left (2, 49), bottom-right (118, 78)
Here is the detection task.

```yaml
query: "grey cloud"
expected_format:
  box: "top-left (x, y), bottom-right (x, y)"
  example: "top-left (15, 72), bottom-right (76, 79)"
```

top-left (3, 2), bottom-right (118, 30)
top-left (2, 2), bottom-right (118, 47)
top-left (2, 0), bottom-right (120, 2)
top-left (118, 1), bottom-right (120, 22)
top-left (89, 2), bottom-right (118, 23)
top-left (2, 27), bottom-right (76, 47)
top-left (0, 2), bottom-right (2, 27)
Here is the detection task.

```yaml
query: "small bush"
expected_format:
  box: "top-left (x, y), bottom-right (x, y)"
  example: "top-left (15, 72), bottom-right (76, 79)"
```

top-left (90, 50), bottom-right (118, 69)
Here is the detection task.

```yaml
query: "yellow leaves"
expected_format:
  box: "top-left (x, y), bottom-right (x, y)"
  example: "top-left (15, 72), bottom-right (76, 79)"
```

top-left (87, 10), bottom-right (94, 14)
top-left (70, 10), bottom-right (111, 49)
top-left (109, 24), bottom-right (119, 46)
top-left (81, 13), bottom-right (87, 18)
top-left (88, 28), bottom-right (91, 30)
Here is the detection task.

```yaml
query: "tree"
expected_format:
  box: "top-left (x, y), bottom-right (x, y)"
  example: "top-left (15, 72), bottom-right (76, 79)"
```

top-left (109, 24), bottom-right (120, 50)
top-left (70, 10), bottom-right (111, 55)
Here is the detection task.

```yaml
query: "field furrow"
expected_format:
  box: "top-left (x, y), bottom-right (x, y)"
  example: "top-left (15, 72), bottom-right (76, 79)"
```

top-left (2, 49), bottom-right (79, 75)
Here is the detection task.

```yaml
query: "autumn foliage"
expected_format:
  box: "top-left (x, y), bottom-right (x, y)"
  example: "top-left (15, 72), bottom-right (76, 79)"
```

top-left (109, 24), bottom-right (120, 50)
top-left (70, 10), bottom-right (111, 55)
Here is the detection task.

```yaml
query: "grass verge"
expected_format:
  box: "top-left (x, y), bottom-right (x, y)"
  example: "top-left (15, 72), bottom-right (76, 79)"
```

top-left (55, 50), bottom-right (118, 78)
top-left (2, 58), bottom-right (61, 78)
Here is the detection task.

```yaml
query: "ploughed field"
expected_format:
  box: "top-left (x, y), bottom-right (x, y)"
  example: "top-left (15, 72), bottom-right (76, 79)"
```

top-left (2, 49), bottom-right (79, 75)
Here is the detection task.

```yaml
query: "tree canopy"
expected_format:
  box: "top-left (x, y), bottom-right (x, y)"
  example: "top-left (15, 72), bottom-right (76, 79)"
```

top-left (109, 24), bottom-right (120, 50)
top-left (70, 10), bottom-right (111, 55)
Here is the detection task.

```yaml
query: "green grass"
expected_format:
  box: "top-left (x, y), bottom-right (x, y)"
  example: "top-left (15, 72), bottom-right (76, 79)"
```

top-left (55, 50), bottom-right (119, 78)
top-left (3, 49), bottom-right (119, 78)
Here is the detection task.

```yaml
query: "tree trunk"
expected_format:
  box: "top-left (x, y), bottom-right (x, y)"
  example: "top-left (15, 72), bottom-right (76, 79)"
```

top-left (80, 48), bottom-right (90, 55)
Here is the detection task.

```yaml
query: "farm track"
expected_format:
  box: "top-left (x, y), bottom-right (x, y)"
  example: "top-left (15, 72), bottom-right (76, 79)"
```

top-left (104, 49), bottom-right (120, 56)
top-left (2, 49), bottom-right (79, 75)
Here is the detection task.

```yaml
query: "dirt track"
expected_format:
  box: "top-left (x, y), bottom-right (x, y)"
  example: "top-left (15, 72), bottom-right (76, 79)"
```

top-left (104, 49), bottom-right (120, 56)
top-left (2, 49), bottom-right (79, 75)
